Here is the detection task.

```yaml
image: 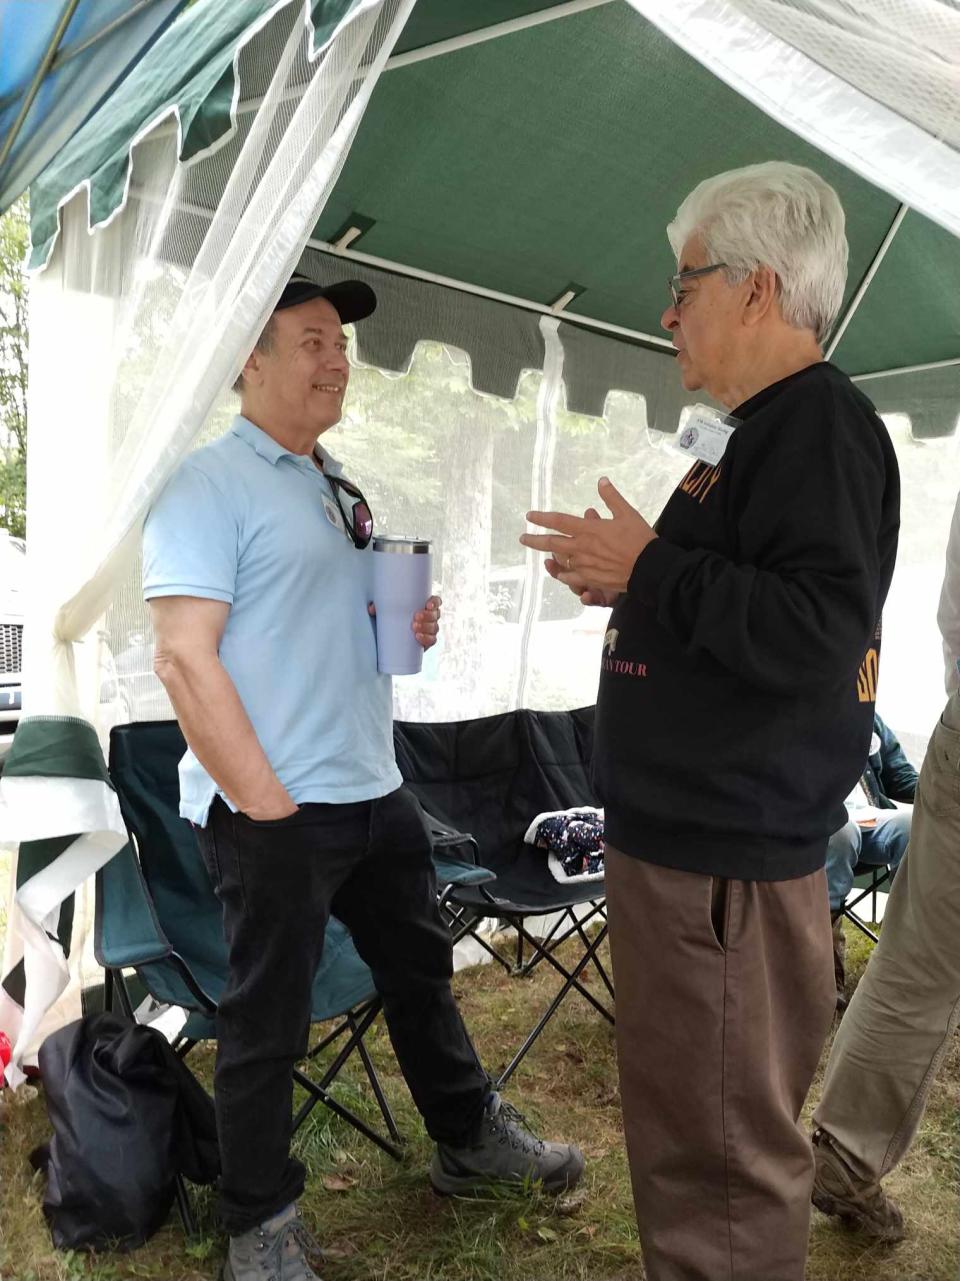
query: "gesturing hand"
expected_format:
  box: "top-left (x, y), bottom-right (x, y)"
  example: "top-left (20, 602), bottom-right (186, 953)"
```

top-left (543, 508), bottom-right (617, 607)
top-left (520, 477), bottom-right (656, 595)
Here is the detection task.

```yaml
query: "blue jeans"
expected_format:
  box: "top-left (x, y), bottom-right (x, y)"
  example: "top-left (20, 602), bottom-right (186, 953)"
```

top-left (825, 811), bottom-right (912, 914)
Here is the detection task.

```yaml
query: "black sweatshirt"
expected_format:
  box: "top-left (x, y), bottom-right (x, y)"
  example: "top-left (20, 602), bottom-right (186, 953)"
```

top-left (593, 362), bottom-right (900, 881)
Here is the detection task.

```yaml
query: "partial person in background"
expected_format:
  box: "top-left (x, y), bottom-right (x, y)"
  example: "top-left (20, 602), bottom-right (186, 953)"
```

top-left (826, 712), bottom-right (917, 1008)
top-left (520, 161), bottom-right (901, 1281)
top-left (812, 484), bottom-right (960, 1243)
top-left (937, 483), bottom-right (960, 692)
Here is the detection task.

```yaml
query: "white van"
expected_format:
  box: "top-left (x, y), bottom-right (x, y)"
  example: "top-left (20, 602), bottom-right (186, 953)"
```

top-left (0, 531), bottom-right (24, 739)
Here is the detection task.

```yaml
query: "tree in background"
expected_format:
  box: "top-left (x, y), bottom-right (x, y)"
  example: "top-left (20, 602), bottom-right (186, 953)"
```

top-left (0, 197), bottom-right (28, 537)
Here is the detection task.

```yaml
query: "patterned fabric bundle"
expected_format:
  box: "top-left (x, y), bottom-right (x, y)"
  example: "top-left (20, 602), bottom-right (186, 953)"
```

top-left (523, 807), bottom-right (605, 884)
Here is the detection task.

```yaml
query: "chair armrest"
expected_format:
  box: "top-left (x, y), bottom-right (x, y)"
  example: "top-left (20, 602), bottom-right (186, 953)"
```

top-left (423, 813), bottom-right (497, 887)
top-left (433, 852), bottom-right (497, 887)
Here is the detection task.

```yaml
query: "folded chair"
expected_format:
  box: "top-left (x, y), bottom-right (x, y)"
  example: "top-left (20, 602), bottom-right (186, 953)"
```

top-left (97, 720), bottom-right (404, 1175)
top-left (394, 706), bottom-right (612, 1087)
top-left (841, 863), bottom-right (892, 944)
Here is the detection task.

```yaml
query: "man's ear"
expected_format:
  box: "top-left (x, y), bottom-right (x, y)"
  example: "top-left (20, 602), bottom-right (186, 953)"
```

top-left (241, 349), bottom-right (263, 387)
top-left (743, 265), bottom-right (779, 328)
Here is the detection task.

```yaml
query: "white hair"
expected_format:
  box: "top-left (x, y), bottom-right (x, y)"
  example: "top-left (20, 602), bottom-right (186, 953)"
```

top-left (667, 161), bottom-right (848, 345)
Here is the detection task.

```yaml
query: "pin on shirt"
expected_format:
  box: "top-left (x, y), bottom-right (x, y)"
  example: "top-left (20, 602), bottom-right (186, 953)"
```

top-left (321, 493), bottom-right (345, 532)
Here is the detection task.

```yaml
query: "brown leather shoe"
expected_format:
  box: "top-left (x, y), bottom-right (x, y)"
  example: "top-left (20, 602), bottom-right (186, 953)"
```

top-left (811, 1128), bottom-right (905, 1243)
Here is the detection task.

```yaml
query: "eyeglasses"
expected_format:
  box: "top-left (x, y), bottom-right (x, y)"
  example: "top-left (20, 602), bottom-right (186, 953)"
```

top-left (668, 262), bottom-right (728, 310)
top-left (327, 473), bottom-right (374, 550)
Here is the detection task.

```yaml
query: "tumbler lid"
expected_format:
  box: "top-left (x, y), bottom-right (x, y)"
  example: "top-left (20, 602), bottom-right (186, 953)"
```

top-left (372, 536), bottom-right (431, 555)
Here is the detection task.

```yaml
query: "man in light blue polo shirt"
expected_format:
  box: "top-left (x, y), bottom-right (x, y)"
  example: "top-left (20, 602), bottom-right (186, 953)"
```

top-left (143, 274), bottom-right (584, 1281)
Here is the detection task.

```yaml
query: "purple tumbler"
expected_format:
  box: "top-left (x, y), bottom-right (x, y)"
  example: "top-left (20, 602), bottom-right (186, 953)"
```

top-left (371, 536), bottom-right (433, 675)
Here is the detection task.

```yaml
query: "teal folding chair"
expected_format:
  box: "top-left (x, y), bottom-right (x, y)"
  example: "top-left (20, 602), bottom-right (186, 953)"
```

top-left (96, 720), bottom-right (404, 1167)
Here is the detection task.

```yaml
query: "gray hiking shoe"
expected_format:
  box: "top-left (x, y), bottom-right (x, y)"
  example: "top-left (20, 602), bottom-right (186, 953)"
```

top-left (430, 1092), bottom-right (585, 1195)
top-left (223, 1203), bottom-right (324, 1281)
top-left (811, 1128), bottom-right (905, 1243)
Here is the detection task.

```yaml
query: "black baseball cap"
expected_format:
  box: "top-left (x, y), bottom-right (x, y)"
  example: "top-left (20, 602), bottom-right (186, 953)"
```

top-left (274, 273), bottom-right (376, 322)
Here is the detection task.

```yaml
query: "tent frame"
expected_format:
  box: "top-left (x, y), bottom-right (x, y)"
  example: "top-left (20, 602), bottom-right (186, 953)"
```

top-left (0, 0), bottom-right (83, 173)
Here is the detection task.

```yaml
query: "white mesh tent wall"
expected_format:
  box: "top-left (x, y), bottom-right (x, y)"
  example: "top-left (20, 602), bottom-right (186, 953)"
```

top-left (2, 0), bottom-right (959, 1079)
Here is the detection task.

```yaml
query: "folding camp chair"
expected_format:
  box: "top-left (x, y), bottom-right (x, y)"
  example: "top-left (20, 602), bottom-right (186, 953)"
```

top-left (394, 706), bottom-right (612, 1088)
top-left (841, 862), bottom-right (892, 944)
top-left (97, 719), bottom-right (404, 1183)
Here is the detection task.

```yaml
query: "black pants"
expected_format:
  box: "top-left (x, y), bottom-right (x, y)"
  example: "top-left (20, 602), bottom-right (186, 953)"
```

top-left (196, 787), bottom-right (490, 1234)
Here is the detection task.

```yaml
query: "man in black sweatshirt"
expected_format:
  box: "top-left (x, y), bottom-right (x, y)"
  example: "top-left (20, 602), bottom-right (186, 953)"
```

top-left (521, 161), bottom-right (900, 1281)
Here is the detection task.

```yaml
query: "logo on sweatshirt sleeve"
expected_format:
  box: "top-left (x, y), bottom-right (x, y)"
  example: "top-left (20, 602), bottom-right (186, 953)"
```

top-left (856, 622), bottom-right (882, 703)
top-left (601, 628), bottom-right (647, 678)
top-left (678, 461), bottom-right (723, 505)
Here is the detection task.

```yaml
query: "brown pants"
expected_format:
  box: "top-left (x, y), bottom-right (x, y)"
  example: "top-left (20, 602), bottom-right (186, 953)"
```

top-left (606, 847), bottom-right (836, 1281)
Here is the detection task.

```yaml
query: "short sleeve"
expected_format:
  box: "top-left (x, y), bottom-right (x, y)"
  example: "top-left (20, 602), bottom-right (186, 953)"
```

top-left (143, 460), bottom-right (239, 604)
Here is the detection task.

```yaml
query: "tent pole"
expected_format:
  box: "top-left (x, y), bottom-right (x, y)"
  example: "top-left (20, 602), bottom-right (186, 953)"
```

top-left (0, 0), bottom-right (83, 174)
top-left (123, 182), bottom-right (673, 351)
top-left (825, 203), bottom-right (908, 360)
top-left (307, 235), bottom-right (676, 352)
top-left (383, 0), bottom-right (617, 71)
top-left (852, 356), bottom-right (960, 382)
top-left (49, 0), bottom-right (160, 74)
top-left (223, 0), bottom-right (619, 122)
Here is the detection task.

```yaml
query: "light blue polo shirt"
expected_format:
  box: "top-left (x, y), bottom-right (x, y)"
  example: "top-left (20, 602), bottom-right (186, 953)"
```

top-left (142, 415), bottom-right (401, 824)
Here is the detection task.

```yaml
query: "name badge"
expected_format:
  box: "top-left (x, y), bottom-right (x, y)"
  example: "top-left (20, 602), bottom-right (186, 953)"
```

top-left (675, 406), bottom-right (738, 466)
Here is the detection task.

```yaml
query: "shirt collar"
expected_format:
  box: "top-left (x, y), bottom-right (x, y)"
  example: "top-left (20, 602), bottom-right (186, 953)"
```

top-left (230, 415), bottom-right (343, 476)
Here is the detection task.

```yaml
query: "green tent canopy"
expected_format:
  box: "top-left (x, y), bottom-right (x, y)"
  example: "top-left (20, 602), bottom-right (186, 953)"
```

top-left (26, 0), bottom-right (960, 435)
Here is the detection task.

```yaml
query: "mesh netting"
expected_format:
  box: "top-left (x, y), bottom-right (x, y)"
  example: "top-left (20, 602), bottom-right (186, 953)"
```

top-left (730, 0), bottom-right (960, 150)
top-left (629, 0), bottom-right (960, 237)
top-left (1, 0), bottom-right (417, 1070)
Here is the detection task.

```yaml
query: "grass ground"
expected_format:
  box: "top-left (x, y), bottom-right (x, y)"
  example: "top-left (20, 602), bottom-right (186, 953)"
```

top-left (1, 919), bottom-right (958, 1281)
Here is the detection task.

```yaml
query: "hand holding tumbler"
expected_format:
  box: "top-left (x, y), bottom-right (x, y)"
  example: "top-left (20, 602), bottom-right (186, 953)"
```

top-left (372, 536), bottom-right (433, 675)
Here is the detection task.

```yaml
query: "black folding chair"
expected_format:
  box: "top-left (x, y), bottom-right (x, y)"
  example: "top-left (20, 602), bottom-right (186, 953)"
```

top-left (841, 862), bottom-right (892, 944)
top-left (394, 706), bottom-right (612, 1087)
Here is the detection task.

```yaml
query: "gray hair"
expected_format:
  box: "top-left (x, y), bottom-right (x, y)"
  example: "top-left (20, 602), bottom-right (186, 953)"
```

top-left (232, 315), bottom-right (277, 394)
top-left (667, 162), bottom-right (848, 345)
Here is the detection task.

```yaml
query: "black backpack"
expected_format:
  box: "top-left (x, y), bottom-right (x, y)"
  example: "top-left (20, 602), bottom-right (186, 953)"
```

top-left (32, 1012), bottom-right (219, 1250)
